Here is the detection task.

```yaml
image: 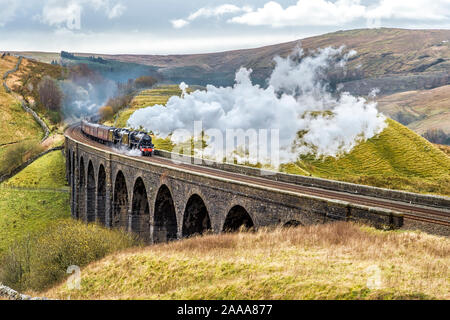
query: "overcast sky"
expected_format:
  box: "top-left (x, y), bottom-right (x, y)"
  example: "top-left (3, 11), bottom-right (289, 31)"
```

top-left (1, 0), bottom-right (449, 54)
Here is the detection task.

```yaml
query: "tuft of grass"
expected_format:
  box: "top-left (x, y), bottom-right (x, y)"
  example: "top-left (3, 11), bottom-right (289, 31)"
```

top-left (3, 150), bottom-right (68, 189)
top-left (42, 222), bottom-right (449, 300)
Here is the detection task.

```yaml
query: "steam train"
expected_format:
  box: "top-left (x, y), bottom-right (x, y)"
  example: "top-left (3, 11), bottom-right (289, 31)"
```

top-left (81, 120), bottom-right (154, 156)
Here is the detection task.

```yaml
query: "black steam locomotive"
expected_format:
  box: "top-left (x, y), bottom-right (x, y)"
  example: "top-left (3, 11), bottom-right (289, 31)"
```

top-left (81, 120), bottom-right (154, 156)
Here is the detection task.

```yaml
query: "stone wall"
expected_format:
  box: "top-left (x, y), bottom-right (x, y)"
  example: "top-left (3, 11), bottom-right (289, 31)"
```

top-left (0, 283), bottom-right (48, 300)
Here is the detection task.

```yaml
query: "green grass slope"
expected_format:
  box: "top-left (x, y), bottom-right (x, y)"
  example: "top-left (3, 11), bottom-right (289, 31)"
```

top-left (0, 150), bottom-right (69, 254)
top-left (0, 56), bottom-right (66, 176)
top-left (42, 223), bottom-right (450, 300)
top-left (0, 58), bottom-right (44, 175)
top-left (3, 150), bottom-right (68, 189)
top-left (0, 188), bottom-right (70, 254)
top-left (290, 119), bottom-right (450, 195)
top-left (0, 150), bottom-right (139, 293)
top-left (0, 56), bottom-right (43, 142)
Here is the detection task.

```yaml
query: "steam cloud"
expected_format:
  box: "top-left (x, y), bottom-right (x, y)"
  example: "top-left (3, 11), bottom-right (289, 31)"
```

top-left (60, 77), bottom-right (116, 123)
top-left (127, 46), bottom-right (387, 164)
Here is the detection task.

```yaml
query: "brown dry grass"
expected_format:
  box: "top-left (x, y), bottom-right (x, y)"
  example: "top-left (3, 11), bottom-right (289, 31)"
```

top-left (75, 28), bottom-right (450, 78)
top-left (42, 222), bottom-right (449, 300)
top-left (0, 56), bottom-right (43, 145)
top-left (435, 144), bottom-right (450, 156)
top-left (377, 85), bottom-right (450, 135)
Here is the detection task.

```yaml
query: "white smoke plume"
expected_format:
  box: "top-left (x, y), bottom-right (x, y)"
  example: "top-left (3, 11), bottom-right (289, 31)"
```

top-left (127, 46), bottom-right (386, 165)
top-left (60, 77), bottom-right (116, 122)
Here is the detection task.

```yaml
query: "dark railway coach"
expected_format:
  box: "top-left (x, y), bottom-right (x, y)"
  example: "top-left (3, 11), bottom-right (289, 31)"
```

top-left (81, 120), bottom-right (154, 156)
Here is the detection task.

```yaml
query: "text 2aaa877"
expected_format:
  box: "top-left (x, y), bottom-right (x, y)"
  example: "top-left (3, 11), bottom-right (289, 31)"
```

top-left (177, 304), bottom-right (272, 317)
top-left (221, 304), bottom-right (272, 316)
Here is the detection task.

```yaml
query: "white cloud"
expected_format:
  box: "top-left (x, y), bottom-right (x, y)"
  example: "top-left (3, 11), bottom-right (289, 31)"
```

top-left (366, 0), bottom-right (450, 21)
top-left (38, 0), bottom-right (126, 30)
top-left (107, 3), bottom-right (126, 19)
top-left (229, 0), bottom-right (450, 27)
top-left (171, 3), bottom-right (252, 28)
top-left (171, 19), bottom-right (189, 29)
top-left (230, 0), bottom-right (366, 27)
top-left (188, 4), bottom-right (251, 20)
top-left (0, 0), bottom-right (19, 27)
top-left (41, 2), bottom-right (82, 30)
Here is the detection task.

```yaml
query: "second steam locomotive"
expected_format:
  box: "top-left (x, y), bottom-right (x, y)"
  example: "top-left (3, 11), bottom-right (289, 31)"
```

top-left (81, 120), bottom-right (154, 156)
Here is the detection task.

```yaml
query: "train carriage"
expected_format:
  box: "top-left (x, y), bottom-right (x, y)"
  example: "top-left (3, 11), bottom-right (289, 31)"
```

top-left (97, 125), bottom-right (111, 143)
top-left (81, 120), bottom-right (154, 156)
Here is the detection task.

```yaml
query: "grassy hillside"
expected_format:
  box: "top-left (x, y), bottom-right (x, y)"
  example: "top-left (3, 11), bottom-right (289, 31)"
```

top-left (11, 51), bottom-right (61, 64)
top-left (289, 119), bottom-right (450, 195)
top-left (0, 56), bottom-right (45, 175)
top-left (436, 144), bottom-right (450, 156)
top-left (0, 56), bottom-right (44, 143)
top-left (0, 150), bottom-right (69, 254)
top-left (377, 85), bottom-right (450, 138)
top-left (3, 150), bottom-right (67, 189)
top-left (42, 222), bottom-right (449, 300)
top-left (7, 56), bottom-right (66, 125)
top-left (0, 188), bottom-right (70, 254)
top-left (0, 149), bottom-right (138, 292)
top-left (70, 28), bottom-right (450, 86)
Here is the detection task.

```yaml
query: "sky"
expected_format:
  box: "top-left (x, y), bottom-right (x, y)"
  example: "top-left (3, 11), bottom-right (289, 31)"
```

top-left (1, 0), bottom-right (449, 54)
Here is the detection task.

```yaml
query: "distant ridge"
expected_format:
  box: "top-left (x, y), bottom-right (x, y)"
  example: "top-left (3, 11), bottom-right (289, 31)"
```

top-left (14, 28), bottom-right (450, 89)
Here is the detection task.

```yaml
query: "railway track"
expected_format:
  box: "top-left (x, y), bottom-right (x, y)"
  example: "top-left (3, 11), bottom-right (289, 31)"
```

top-left (67, 126), bottom-right (450, 231)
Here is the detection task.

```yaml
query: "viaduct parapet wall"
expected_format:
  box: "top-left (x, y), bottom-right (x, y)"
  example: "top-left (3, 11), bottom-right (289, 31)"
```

top-left (155, 150), bottom-right (449, 209)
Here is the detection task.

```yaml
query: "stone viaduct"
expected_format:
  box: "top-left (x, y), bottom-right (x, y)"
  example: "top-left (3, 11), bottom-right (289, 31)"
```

top-left (65, 135), bottom-right (402, 243)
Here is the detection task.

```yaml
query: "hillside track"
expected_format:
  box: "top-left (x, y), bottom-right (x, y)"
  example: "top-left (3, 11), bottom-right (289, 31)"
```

top-left (67, 126), bottom-right (450, 233)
